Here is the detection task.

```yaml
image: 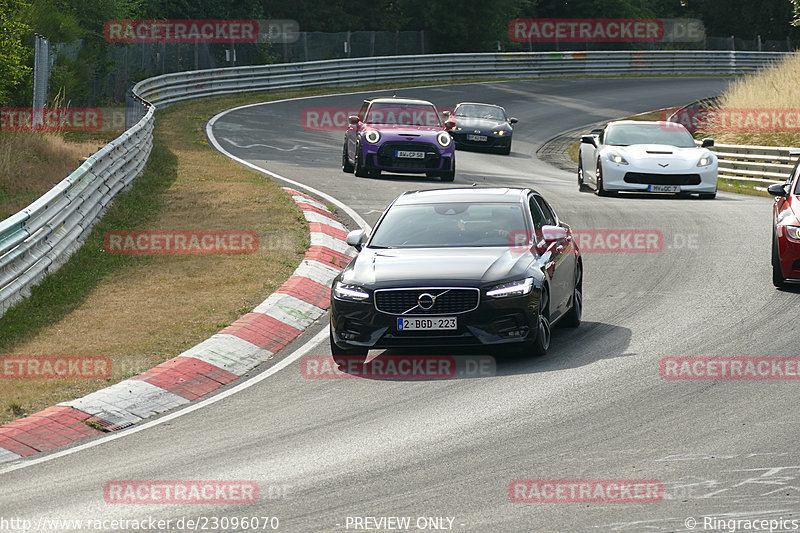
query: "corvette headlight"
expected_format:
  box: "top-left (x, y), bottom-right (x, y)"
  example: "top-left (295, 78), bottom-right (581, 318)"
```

top-left (697, 155), bottom-right (713, 167)
top-left (486, 277), bottom-right (534, 298)
top-left (364, 130), bottom-right (380, 144)
top-left (786, 226), bottom-right (800, 241)
top-left (437, 132), bottom-right (452, 147)
top-left (493, 130), bottom-right (507, 136)
top-left (608, 152), bottom-right (628, 165)
top-left (333, 281), bottom-right (369, 301)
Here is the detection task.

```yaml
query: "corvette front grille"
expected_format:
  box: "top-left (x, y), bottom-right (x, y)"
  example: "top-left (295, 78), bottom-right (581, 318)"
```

top-left (623, 172), bottom-right (702, 185)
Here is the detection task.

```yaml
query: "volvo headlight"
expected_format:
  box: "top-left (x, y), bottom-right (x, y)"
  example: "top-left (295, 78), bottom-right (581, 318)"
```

top-left (333, 281), bottom-right (369, 301)
top-left (364, 130), bottom-right (380, 144)
top-left (486, 277), bottom-right (534, 298)
top-left (786, 226), bottom-right (800, 241)
top-left (607, 152), bottom-right (628, 165)
top-left (697, 154), bottom-right (714, 167)
top-left (437, 131), bottom-right (452, 147)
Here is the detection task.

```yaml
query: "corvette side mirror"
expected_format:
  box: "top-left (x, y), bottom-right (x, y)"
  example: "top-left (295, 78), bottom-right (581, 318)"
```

top-left (701, 138), bottom-right (714, 148)
top-left (581, 135), bottom-right (598, 147)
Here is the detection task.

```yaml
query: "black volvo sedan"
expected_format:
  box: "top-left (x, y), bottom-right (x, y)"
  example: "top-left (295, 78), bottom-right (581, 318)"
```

top-left (329, 187), bottom-right (582, 362)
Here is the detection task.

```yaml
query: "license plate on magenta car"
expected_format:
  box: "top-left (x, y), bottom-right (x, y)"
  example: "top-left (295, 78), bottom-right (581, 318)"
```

top-left (648, 184), bottom-right (680, 193)
top-left (397, 317), bottom-right (457, 331)
top-left (396, 150), bottom-right (425, 159)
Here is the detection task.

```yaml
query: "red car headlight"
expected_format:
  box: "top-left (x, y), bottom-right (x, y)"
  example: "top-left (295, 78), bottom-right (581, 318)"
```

top-left (785, 226), bottom-right (800, 241)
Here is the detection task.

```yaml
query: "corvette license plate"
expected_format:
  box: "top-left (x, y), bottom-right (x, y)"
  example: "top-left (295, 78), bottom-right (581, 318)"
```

top-left (466, 134), bottom-right (487, 141)
top-left (397, 317), bottom-right (457, 331)
top-left (648, 184), bottom-right (680, 193)
top-left (396, 150), bottom-right (425, 159)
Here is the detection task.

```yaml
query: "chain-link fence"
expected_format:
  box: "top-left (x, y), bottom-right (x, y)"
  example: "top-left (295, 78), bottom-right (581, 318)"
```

top-left (36, 30), bottom-right (800, 106)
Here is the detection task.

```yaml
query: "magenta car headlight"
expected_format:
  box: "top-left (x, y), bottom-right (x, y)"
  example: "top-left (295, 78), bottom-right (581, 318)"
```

top-left (364, 130), bottom-right (380, 144)
top-left (437, 131), bottom-right (452, 147)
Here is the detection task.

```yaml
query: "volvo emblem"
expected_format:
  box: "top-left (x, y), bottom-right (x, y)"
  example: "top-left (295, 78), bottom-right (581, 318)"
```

top-left (418, 293), bottom-right (436, 310)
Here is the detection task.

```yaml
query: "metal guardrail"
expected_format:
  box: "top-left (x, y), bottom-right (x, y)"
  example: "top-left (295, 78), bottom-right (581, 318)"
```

top-left (0, 99), bottom-right (153, 316)
top-left (0, 50), bottom-right (795, 317)
top-left (702, 142), bottom-right (797, 185)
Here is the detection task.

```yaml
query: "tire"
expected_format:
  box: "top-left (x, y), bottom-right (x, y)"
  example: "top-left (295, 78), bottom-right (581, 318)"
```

top-left (560, 261), bottom-right (583, 328)
top-left (578, 160), bottom-right (588, 192)
top-left (440, 169), bottom-right (455, 182)
top-left (773, 234), bottom-right (786, 288)
top-left (512, 286), bottom-right (551, 356)
top-left (595, 160), bottom-right (611, 197)
top-left (354, 141), bottom-right (371, 178)
top-left (329, 324), bottom-right (369, 360)
top-left (499, 144), bottom-right (511, 155)
top-left (342, 140), bottom-right (354, 173)
top-left (698, 192), bottom-right (716, 199)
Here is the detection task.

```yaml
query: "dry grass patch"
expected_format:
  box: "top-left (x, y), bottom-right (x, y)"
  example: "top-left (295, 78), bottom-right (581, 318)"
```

top-left (0, 98), bottom-right (307, 425)
top-left (0, 132), bottom-right (110, 220)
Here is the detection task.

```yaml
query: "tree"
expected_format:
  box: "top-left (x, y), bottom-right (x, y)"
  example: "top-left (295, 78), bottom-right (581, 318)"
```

top-left (0, 0), bottom-right (31, 107)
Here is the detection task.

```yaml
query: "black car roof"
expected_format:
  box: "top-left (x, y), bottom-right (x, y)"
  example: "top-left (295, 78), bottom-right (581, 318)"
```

top-left (394, 187), bottom-right (532, 205)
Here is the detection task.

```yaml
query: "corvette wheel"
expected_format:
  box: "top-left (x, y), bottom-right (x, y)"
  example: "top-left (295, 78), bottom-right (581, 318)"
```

top-left (595, 160), bottom-right (611, 197)
top-left (561, 262), bottom-right (582, 328)
top-left (342, 140), bottom-right (354, 173)
top-left (698, 192), bottom-right (716, 199)
top-left (578, 160), bottom-right (588, 192)
top-left (773, 234), bottom-right (787, 288)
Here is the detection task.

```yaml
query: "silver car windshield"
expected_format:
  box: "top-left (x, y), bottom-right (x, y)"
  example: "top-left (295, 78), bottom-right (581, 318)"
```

top-left (605, 123), bottom-right (696, 148)
top-left (369, 202), bottom-right (526, 248)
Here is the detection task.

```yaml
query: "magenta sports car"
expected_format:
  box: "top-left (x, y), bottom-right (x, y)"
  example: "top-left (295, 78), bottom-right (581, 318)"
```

top-left (342, 97), bottom-right (456, 181)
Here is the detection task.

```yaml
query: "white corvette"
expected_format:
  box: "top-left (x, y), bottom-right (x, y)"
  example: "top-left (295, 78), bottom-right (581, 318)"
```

top-left (578, 120), bottom-right (717, 199)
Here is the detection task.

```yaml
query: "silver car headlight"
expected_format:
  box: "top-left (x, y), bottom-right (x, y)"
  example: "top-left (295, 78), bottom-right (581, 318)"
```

top-left (437, 131), bottom-right (452, 147)
top-left (697, 154), bottom-right (714, 167)
top-left (607, 152), bottom-right (629, 165)
top-left (364, 130), bottom-right (380, 144)
top-left (333, 281), bottom-right (369, 301)
top-left (486, 277), bottom-right (534, 298)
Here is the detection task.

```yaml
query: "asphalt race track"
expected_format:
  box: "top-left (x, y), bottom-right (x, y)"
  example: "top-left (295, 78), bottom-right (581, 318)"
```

top-left (4, 77), bottom-right (800, 532)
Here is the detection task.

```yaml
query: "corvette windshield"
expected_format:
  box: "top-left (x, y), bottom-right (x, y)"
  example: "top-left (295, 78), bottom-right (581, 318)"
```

top-left (369, 202), bottom-right (526, 248)
top-left (365, 103), bottom-right (441, 126)
top-left (455, 104), bottom-right (506, 120)
top-left (605, 123), bottom-right (696, 148)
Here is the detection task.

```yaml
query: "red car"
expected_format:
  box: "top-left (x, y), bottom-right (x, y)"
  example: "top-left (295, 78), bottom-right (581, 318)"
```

top-left (768, 157), bottom-right (800, 287)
